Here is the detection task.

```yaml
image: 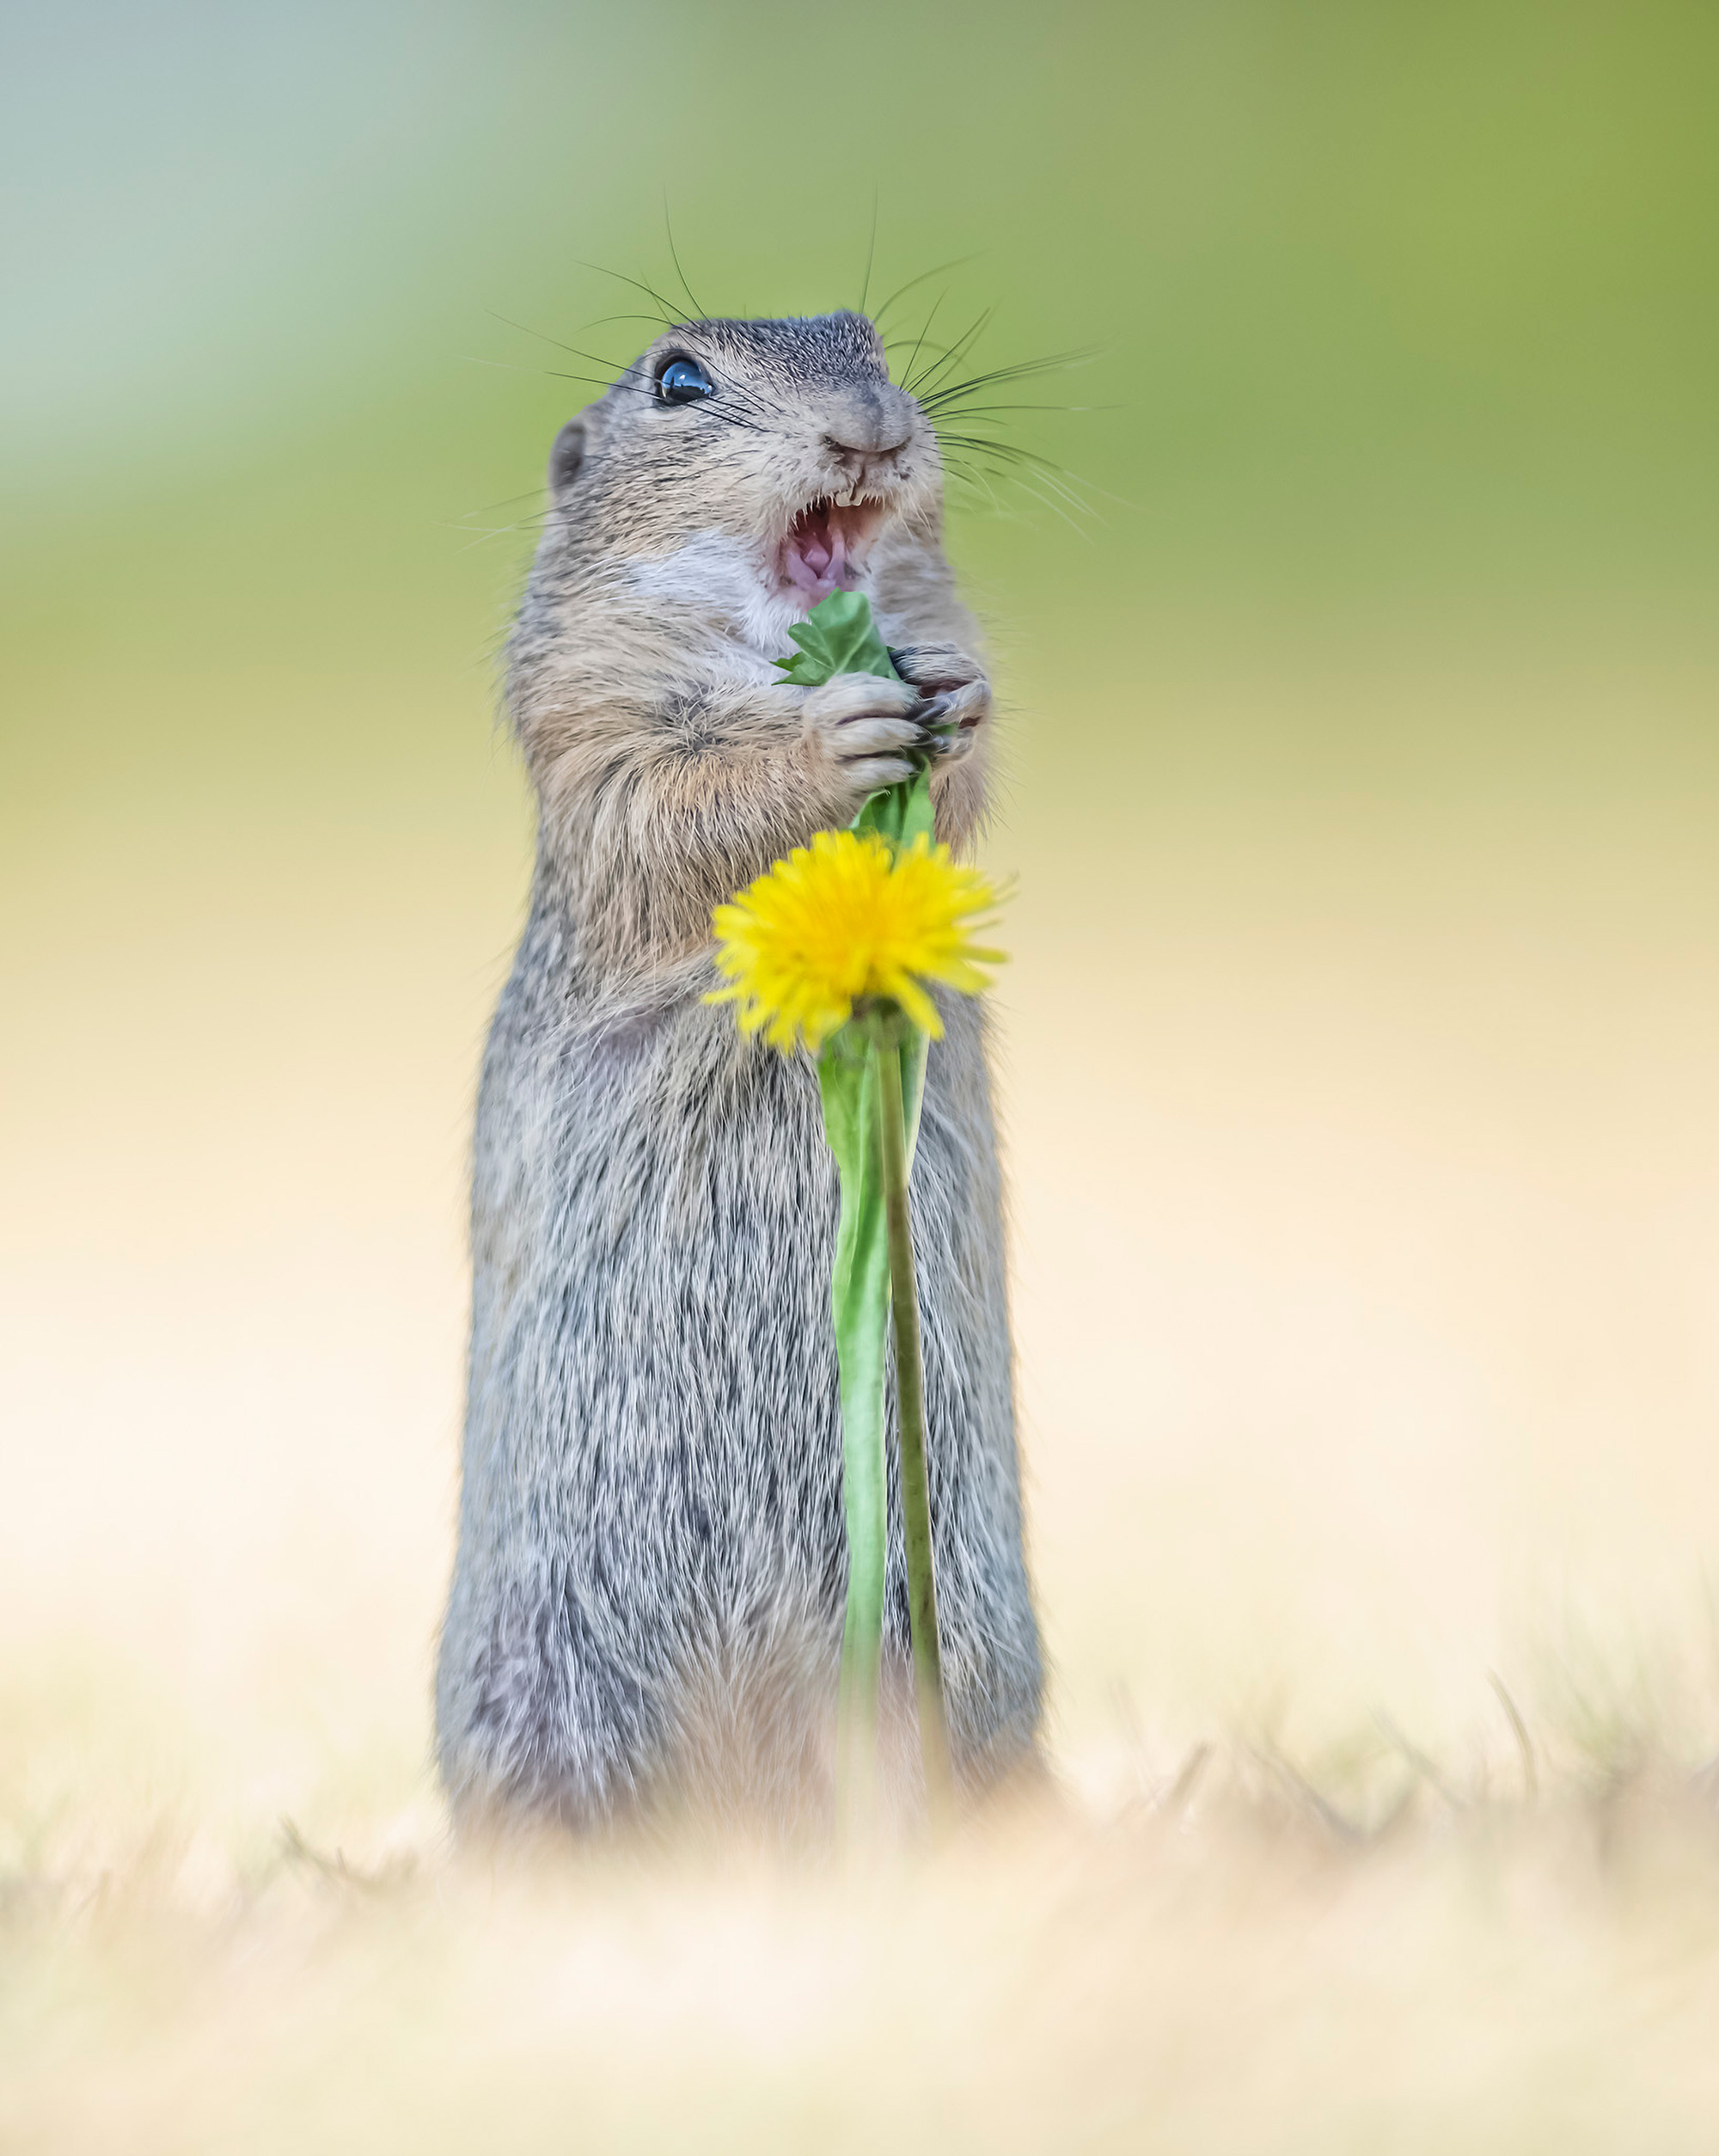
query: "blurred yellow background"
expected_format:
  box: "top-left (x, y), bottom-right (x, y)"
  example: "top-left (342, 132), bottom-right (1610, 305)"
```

top-left (4, 3), bottom-right (1719, 2146)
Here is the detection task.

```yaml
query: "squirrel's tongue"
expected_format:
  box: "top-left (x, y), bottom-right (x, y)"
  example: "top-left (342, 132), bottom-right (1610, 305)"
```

top-left (781, 501), bottom-right (860, 601)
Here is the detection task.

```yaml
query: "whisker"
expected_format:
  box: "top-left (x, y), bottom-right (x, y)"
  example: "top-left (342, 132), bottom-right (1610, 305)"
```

top-left (461, 352), bottom-right (762, 433)
top-left (857, 191), bottom-right (879, 315)
top-left (941, 427), bottom-right (1124, 504)
top-left (896, 291), bottom-right (949, 400)
top-left (663, 200), bottom-right (707, 320)
top-left (880, 332), bottom-right (963, 357)
top-left (459, 354), bottom-right (563, 377)
top-left (578, 310), bottom-right (684, 335)
top-left (917, 348), bottom-right (1100, 409)
top-left (570, 258), bottom-right (687, 334)
top-left (451, 525), bottom-right (549, 556)
top-left (871, 254), bottom-right (982, 334)
top-left (945, 452), bottom-right (1092, 532)
top-left (532, 369), bottom-right (767, 433)
top-left (903, 307), bottom-right (987, 397)
top-left (471, 328), bottom-right (771, 437)
top-left (483, 315), bottom-right (659, 389)
top-left (455, 487), bottom-right (553, 517)
top-left (903, 308), bottom-right (994, 400)
top-left (932, 429), bottom-right (1101, 520)
top-left (933, 432), bottom-right (1086, 486)
top-left (916, 400), bottom-right (1110, 420)
top-left (939, 460), bottom-right (1010, 515)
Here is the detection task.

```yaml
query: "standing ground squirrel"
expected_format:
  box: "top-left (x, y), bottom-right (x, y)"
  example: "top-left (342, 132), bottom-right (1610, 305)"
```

top-left (434, 310), bottom-right (1043, 1833)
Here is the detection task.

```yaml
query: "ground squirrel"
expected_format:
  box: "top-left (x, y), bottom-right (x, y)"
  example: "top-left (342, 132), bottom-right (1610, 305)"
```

top-left (435, 309), bottom-right (1043, 1833)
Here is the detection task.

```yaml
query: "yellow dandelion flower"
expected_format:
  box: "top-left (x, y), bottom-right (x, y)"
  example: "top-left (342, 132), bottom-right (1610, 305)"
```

top-left (708, 830), bottom-right (1005, 1053)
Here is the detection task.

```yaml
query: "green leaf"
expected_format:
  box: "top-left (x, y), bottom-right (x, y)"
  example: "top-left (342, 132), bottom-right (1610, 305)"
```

top-left (774, 586), bottom-right (901, 688)
top-left (776, 590), bottom-right (949, 822)
top-left (853, 764), bottom-right (935, 853)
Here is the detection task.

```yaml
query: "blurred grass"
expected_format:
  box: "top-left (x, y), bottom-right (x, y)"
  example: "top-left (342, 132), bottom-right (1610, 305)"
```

top-left (8, 1761), bottom-right (1719, 2153)
top-left (5, 0), bottom-right (1719, 2145)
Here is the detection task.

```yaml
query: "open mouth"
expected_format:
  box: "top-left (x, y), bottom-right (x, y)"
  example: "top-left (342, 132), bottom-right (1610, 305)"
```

top-left (778, 497), bottom-right (887, 605)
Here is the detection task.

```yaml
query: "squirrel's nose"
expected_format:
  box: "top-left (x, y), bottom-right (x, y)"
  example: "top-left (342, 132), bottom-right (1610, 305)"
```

top-left (823, 438), bottom-right (910, 494)
top-left (823, 424), bottom-right (911, 462)
top-left (821, 385), bottom-right (913, 481)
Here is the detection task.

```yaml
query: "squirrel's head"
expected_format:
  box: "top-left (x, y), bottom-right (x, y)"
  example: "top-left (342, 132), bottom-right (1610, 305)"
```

top-left (541, 310), bottom-right (944, 650)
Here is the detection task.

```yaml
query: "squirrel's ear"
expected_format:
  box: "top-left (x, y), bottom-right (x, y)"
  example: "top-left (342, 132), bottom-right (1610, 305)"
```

top-left (548, 417), bottom-right (586, 495)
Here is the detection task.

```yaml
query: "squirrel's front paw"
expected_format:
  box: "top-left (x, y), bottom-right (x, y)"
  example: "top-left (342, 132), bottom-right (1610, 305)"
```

top-left (799, 673), bottom-right (927, 798)
top-left (887, 643), bottom-right (991, 762)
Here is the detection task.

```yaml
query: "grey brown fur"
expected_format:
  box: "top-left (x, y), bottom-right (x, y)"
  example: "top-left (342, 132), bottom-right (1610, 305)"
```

top-left (434, 309), bottom-right (1043, 1833)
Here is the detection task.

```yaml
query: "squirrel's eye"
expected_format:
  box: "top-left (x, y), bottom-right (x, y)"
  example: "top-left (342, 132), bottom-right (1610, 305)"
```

top-left (658, 357), bottom-right (715, 404)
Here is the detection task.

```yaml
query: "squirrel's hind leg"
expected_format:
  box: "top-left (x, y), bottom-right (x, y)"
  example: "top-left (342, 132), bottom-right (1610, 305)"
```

top-left (435, 1560), bottom-right (664, 1837)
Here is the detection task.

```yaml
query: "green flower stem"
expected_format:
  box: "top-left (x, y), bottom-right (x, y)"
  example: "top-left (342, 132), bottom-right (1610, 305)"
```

top-left (834, 1418), bottom-right (884, 1841)
top-left (825, 1048), bottom-right (890, 1844)
top-left (874, 1037), bottom-right (954, 1822)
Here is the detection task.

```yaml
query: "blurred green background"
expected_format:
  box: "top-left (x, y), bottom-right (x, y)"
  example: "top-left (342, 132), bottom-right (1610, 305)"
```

top-left (4, 0), bottom-right (1719, 1799)
top-left (8, 0), bottom-right (1716, 838)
